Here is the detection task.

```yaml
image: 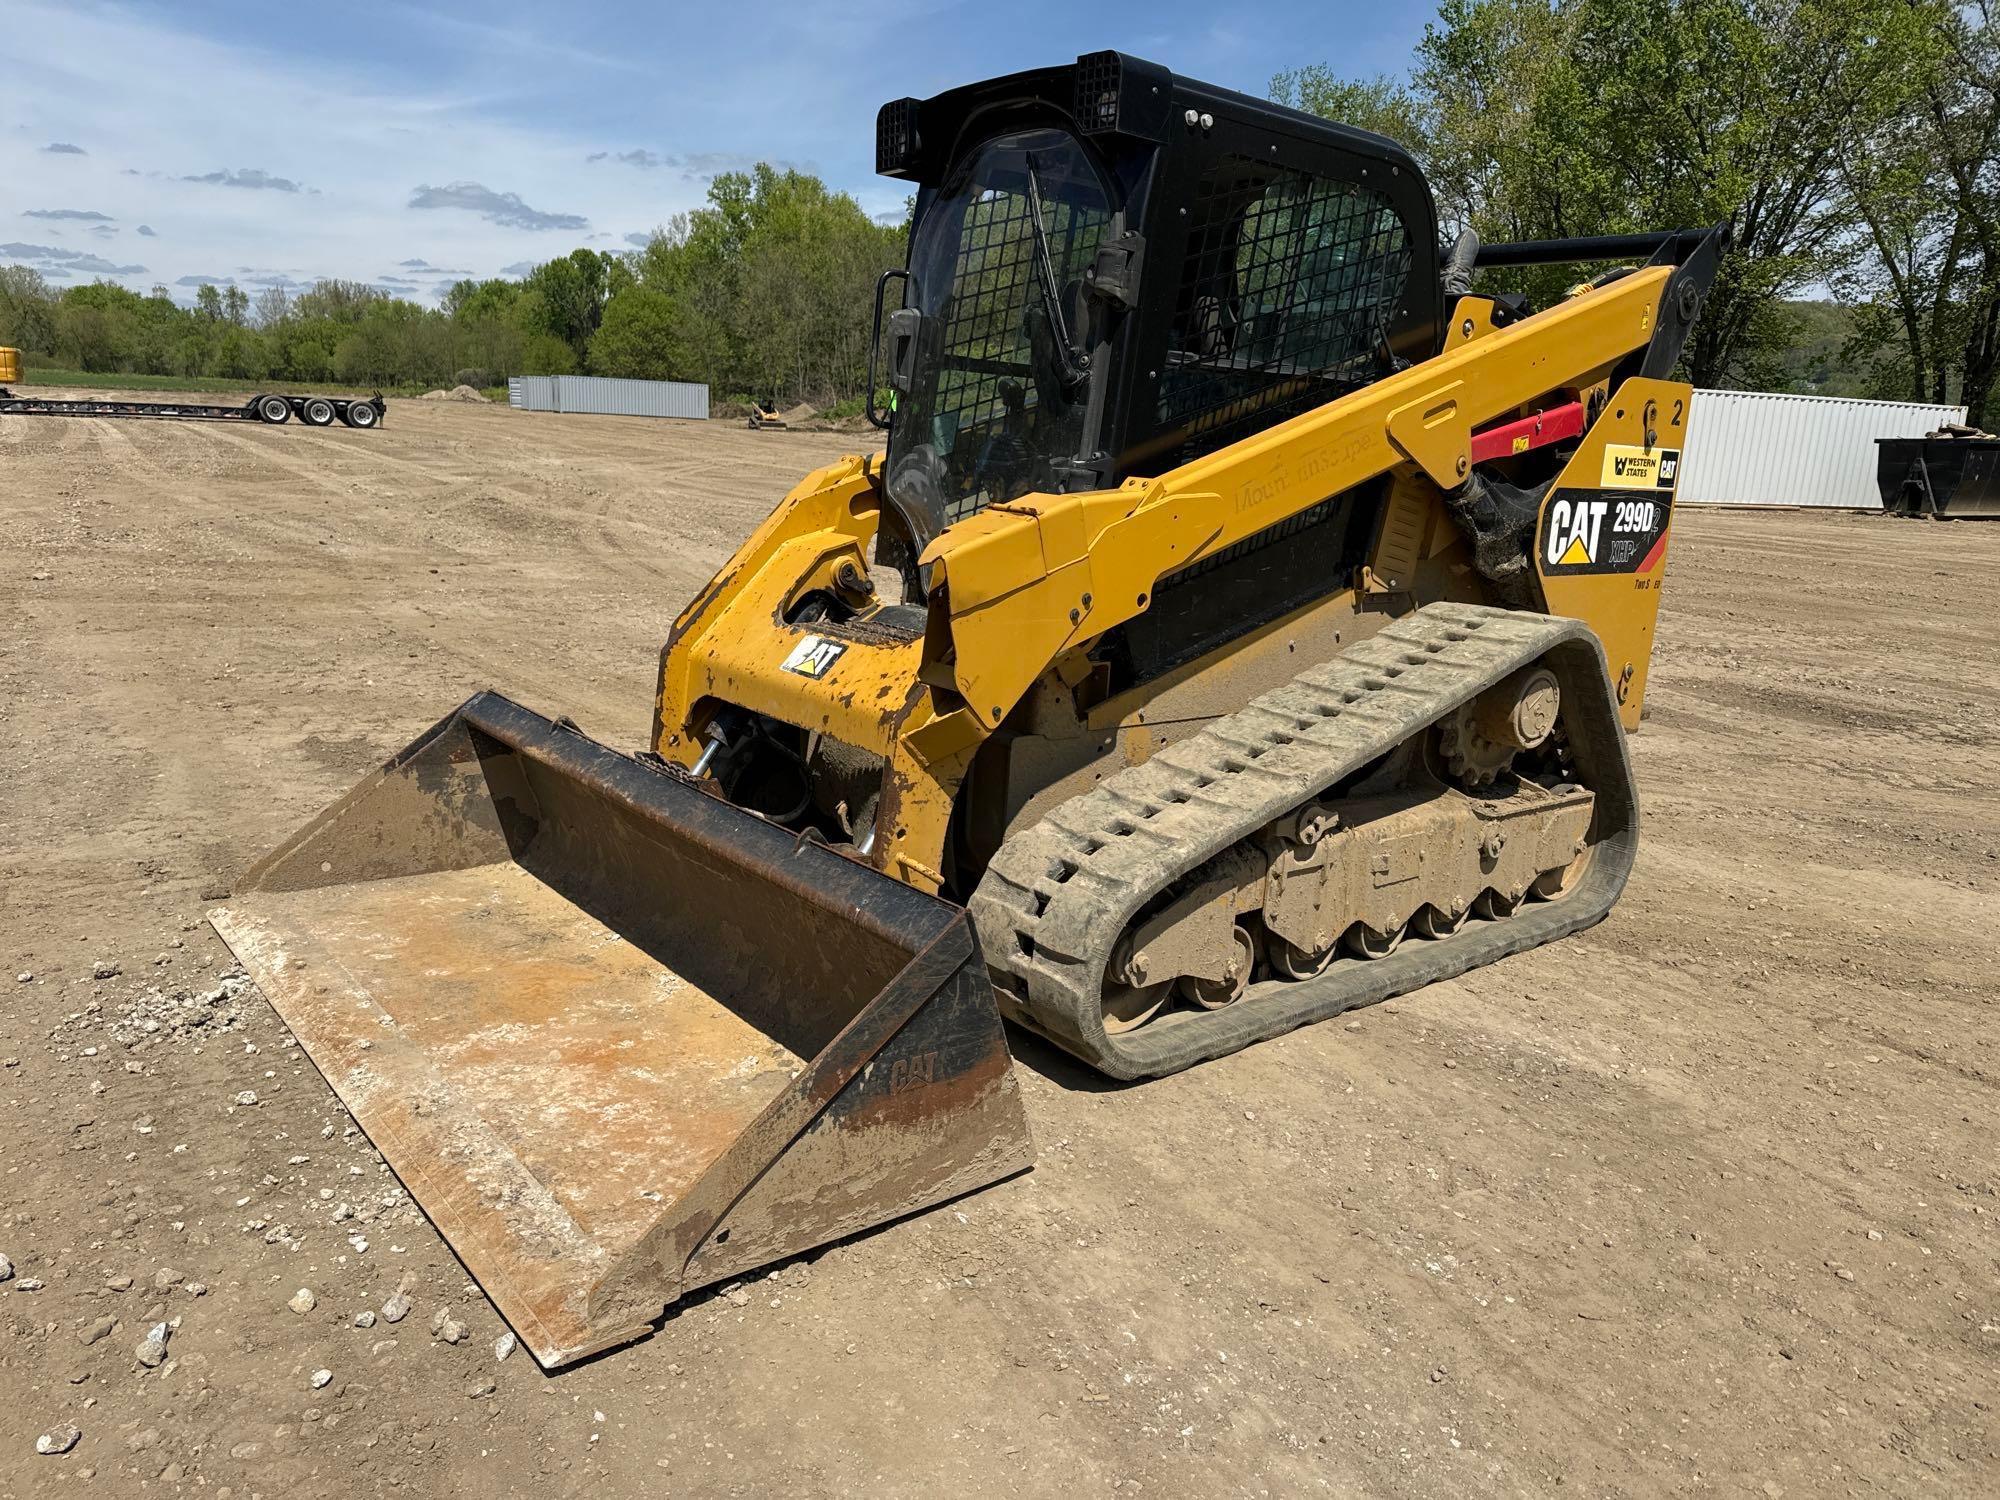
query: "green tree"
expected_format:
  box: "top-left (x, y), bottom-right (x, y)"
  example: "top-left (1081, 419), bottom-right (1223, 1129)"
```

top-left (517, 249), bottom-right (619, 361)
top-left (629, 165), bottom-right (906, 402)
top-left (55, 282), bottom-right (155, 371)
top-left (588, 286), bottom-right (684, 379)
top-left (1269, 68), bottom-right (1428, 153)
top-left (292, 279), bottom-right (385, 325)
top-left (1839, 2), bottom-right (2000, 423)
top-left (213, 324), bottom-right (268, 380)
top-left (1282, 0), bottom-right (1924, 388)
top-left (519, 331), bottom-right (579, 376)
top-left (0, 266), bottom-right (59, 354)
top-left (443, 277), bottom-right (521, 322)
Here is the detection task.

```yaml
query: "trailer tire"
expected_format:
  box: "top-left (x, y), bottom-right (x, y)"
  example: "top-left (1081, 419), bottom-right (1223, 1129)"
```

top-left (257, 394), bottom-right (292, 424)
top-left (302, 397), bottom-right (336, 427)
top-left (342, 400), bottom-right (380, 430)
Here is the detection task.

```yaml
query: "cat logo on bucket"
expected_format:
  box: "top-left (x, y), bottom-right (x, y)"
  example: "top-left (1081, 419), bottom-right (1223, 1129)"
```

top-left (780, 634), bottom-right (846, 678)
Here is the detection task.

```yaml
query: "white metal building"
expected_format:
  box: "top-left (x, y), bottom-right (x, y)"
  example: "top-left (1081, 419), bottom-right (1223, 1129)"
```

top-left (508, 375), bottom-right (709, 421)
top-left (1677, 390), bottom-right (1964, 510)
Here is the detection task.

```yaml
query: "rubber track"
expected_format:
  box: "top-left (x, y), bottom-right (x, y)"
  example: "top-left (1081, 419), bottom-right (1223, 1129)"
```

top-left (969, 602), bottom-right (1640, 1079)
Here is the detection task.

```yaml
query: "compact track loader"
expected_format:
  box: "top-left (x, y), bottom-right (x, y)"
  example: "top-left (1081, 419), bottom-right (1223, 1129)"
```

top-left (212, 52), bottom-right (1722, 1366)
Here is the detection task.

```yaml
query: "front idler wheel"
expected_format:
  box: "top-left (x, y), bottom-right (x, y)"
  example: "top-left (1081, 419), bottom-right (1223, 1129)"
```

top-left (1102, 982), bottom-right (1171, 1034)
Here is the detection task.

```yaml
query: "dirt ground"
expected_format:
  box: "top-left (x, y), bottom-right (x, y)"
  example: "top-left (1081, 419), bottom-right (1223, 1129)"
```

top-left (2, 392), bottom-right (1996, 1498)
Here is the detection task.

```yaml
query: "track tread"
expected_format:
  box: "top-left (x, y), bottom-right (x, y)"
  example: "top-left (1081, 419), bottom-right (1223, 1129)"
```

top-left (968, 603), bottom-right (1639, 1079)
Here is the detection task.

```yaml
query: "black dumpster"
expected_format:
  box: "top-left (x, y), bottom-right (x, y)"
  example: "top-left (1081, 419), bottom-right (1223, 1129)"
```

top-left (1876, 431), bottom-right (2000, 518)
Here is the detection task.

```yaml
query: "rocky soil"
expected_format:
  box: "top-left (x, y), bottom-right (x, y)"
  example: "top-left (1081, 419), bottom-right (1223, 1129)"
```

top-left (2, 396), bottom-right (1996, 1496)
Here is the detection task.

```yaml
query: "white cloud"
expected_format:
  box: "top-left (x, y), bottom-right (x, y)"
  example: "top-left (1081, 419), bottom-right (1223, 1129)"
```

top-left (181, 167), bottom-right (303, 193)
top-left (407, 182), bottom-right (586, 232)
top-left (4, 241), bottom-right (147, 275)
top-left (587, 147), bottom-right (792, 182)
top-left (0, 4), bottom-right (723, 297)
top-left (588, 149), bottom-right (665, 169)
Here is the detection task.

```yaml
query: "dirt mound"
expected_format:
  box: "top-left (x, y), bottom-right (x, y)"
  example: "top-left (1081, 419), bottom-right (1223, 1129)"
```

top-left (779, 402), bottom-right (818, 427)
top-left (418, 385), bottom-right (491, 403)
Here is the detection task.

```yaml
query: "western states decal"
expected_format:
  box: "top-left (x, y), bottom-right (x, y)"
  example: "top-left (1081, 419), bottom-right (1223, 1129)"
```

top-left (1539, 489), bottom-right (1673, 576)
top-left (1600, 444), bottom-right (1681, 490)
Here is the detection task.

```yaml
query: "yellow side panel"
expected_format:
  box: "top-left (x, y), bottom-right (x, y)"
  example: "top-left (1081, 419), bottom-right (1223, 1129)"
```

top-left (0, 347), bottom-right (19, 384)
top-left (926, 265), bottom-right (1673, 729)
top-left (1533, 377), bottom-right (1691, 729)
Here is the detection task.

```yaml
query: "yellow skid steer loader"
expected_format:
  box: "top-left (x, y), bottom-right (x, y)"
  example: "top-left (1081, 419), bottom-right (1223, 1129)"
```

top-left (212, 52), bottom-right (1722, 1366)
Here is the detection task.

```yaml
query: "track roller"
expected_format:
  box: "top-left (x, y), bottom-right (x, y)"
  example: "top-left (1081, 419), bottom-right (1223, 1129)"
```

top-left (973, 603), bottom-right (1641, 1080)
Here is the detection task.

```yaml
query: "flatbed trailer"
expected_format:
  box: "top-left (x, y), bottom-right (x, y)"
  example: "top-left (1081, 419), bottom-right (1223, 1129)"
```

top-left (0, 383), bottom-right (383, 430)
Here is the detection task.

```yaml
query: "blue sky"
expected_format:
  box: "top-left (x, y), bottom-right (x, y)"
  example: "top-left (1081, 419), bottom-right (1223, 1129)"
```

top-left (5, 0), bottom-right (1435, 303)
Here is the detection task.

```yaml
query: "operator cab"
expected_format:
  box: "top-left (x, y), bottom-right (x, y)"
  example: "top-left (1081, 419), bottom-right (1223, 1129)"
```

top-left (873, 51), bottom-right (1441, 557)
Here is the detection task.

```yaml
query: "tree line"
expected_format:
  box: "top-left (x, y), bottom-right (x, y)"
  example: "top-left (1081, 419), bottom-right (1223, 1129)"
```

top-left (0, 165), bottom-right (906, 406)
top-left (1277, 0), bottom-right (2000, 425)
top-left (3, 3), bottom-right (1993, 421)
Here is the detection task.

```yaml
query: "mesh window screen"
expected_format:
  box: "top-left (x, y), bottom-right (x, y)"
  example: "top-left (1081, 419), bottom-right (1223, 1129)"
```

top-left (893, 131), bottom-right (1111, 524)
top-left (1158, 158), bottom-right (1413, 466)
top-left (926, 190), bottom-right (1103, 519)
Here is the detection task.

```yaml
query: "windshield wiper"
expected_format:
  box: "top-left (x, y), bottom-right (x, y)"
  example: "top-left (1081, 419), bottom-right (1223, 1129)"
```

top-left (1021, 152), bottom-right (1089, 390)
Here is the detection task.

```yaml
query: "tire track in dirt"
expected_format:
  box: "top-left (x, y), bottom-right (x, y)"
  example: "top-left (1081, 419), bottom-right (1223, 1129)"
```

top-left (279, 423), bottom-right (470, 485)
top-left (573, 484), bottom-right (721, 594)
top-left (52, 414), bottom-right (103, 461)
top-left (198, 423), bottom-right (385, 505)
top-left (81, 414), bottom-right (159, 476)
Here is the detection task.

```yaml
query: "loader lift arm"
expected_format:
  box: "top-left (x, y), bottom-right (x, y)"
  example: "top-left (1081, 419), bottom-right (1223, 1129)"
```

top-left (921, 257), bottom-right (1697, 734)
